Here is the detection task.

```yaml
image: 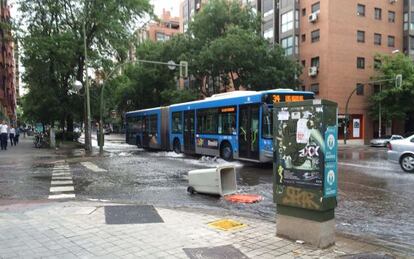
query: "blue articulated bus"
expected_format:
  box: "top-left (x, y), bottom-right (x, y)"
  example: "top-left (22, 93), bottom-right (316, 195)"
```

top-left (126, 89), bottom-right (314, 163)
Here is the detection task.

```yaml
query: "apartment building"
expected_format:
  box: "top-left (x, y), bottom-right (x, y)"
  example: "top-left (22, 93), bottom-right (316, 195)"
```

top-left (141, 9), bottom-right (180, 43)
top-left (179, 0), bottom-right (410, 142)
top-left (0, 0), bottom-right (16, 122)
top-left (263, 0), bottom-right (405, 143)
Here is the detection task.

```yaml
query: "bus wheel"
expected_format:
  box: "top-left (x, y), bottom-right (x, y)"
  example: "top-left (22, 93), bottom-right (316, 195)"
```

top-left (220, 142), bottom-right (233, 161)
top-left (173, 139), bottom-right (181, 154)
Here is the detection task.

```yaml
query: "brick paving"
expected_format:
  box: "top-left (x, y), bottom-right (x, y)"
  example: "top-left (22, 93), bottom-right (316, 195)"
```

top-left (0, 201), bottom-right (400, 259)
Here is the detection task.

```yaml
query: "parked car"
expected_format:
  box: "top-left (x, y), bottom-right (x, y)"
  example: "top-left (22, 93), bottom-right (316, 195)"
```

top-left (370, 135), bottom-right (403, 147)
top-left (404, 131), bottom-right (414, 138)
top-left (387, 134), bottom-right (414, 173)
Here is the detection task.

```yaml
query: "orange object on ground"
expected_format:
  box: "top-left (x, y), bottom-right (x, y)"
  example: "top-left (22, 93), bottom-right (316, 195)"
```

top-left (224, 194), bottom-right (263, 203)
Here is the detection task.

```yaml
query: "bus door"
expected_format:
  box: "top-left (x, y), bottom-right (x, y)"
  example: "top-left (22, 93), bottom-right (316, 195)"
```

top-left (239, 104), bottom-right (260, 160)
top-left (184, 110), bottom-right (195, 153)
top-left (142, 116), bottom-right (150, 148)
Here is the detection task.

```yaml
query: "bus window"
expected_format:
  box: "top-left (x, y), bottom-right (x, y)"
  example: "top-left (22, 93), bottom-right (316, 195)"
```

top-left (172, 112), bottom-right (182, 133)
top-left (137, 116), bottom-right (142, 132)
top-left (197, 108), bottom-right (218, 134)
top-left (262, 112), bottom-right (273, 139)
top-left (149, 115), bottom-right (157, 135)
top-left (218, 107), bottom-right (236, 135)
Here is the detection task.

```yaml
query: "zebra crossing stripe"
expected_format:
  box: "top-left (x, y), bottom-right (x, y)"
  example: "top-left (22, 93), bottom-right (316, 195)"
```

top-left (49, 163), bottom-right (76, 200)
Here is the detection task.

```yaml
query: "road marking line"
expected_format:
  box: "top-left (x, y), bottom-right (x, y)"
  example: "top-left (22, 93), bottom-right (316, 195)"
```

top-left (51, 180), bottom-right (73, 185)
top-left (80, 162), bottom-right (107, 172)
top-left (52, 172), bottom-right (72, 176)
top-left (52, 176), bottom-right (73, 180)
top-left (48, 194), bottom-right (76, 199)
top-left (50, 186), bottom-right (74, 192)
top-left (49, 164), bottom-right (75, 200)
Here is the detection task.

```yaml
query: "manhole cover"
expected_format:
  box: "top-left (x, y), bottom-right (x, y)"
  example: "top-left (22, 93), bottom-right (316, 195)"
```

top-left (340, 253), bottom-right (395, 259)
top-left (183, 245), bottom-right (249, 259)
top-left (208, 219), bottom-right (246, 231)
top-left (104, 205), bottom-right (164, 224)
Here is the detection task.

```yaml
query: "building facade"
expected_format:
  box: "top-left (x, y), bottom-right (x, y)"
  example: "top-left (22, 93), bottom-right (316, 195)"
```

top-left (0, 0), bottom-right (16, 122)
top-left (260, 0), bottom-right (405, 143)
top-left (144, 9), bottom-right (180, 42)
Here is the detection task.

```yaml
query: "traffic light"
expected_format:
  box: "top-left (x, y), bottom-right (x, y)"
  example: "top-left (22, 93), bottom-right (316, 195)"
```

top-left (180, 61), bottom-right (188, 78)
top-left (395, 74), bottom-right (402, 88)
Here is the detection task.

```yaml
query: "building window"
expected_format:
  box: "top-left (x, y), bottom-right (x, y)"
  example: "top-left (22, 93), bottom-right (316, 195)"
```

top-left (374, 58), bottom-right (381, 70)
top-left (311, 56), bottom-right (320, 67)
top-left (311, 29), bottom-right (320, 43)
top-left (374, 33), bottom-right (382, 45)
top-left (356, 83), bottom-right (364, 96)
top-left (404, 12), bottom-right (409, 31)
top-left (410, 36), bottom-right (414, 50)
top-left (301, 60), bottom-right (306, 67)
top-left (388, 11), bottom-right (395, 23)
top-left (373, 84), bottom-right (380, 94)
top-left (301, 34), bottom-right (306, 42)
top-left (311, 2), bottom-right (320, 13)
top-left (374, 8), bottom-right (382, 20)
top-left (281, 36), bottom-right (294, 55)
top-left (357, 4), bottom-right (365, 16)
top-left (357, 57), bottom-right (365, 69)
top-left (302, 8), bottom-right (306, 16)
top-left (264, 9), bottom-right (274, 17)
top-left (281, 11), bottom-right (294, 33)
top-left (311, 83), bottom-right (319, 94)
top-left (357, 30), bottom-right (365, 43)
top-left (156, 32), bottom-right (166, 42)
top-left (411, 12), bottom-right (414, 30)
top-left (388, 36), bottom-right (395, 47)
top-left (264, 28), bottom-right (273, 40)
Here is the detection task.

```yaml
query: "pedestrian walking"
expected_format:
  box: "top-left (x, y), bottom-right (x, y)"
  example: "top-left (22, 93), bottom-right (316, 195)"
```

top-left (0, 120), bottom-right (8, 150)
top-left (14, 126), bottom-right (20, 145)
top-left (9, 126), bottom-right (15, 146)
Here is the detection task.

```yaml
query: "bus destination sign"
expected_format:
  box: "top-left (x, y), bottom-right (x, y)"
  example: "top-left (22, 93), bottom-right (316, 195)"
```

top-left (270, 94), bottom-right (307, 104)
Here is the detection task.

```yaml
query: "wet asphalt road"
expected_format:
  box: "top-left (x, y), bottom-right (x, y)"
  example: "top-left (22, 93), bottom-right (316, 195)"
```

top-left (0, 135), bottom-right (413, 255)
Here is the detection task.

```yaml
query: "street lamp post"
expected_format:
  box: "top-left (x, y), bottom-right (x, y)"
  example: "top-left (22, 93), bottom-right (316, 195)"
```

top-left (98, 60), bottom-right (188, 154)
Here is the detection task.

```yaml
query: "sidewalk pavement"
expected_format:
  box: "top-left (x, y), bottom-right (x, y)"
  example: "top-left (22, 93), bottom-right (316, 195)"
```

top-left (0, 200), bottom-right (400, 259)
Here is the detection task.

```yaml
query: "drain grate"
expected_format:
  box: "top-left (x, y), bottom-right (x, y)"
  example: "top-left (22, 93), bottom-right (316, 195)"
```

top-left (104, 205), bottom-right (164, 224)
top-left (183, 245), bottom-right (249, 259)
top-left (208, 219), bottom-right (246, 231)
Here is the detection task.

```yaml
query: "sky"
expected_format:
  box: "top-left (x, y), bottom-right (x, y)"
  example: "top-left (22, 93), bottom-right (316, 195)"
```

top-left (151, 0), bottom-right (181, 17)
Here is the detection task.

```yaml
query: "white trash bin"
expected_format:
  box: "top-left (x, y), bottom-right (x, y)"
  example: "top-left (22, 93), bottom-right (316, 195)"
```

top-left (187, 165), bottom-right (237, 196)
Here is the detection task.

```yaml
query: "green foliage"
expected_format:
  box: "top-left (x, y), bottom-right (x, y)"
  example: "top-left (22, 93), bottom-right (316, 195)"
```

top-left (18, 0), bottom-right (152, 129)
top-left (164, 0), bottom-right (301, 96)
top-left (370, 53), bottom-right (414, 121)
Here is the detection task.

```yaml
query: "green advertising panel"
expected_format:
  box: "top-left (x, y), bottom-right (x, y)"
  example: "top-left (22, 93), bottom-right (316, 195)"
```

top-left (273, 99), bottom-right (338, 213)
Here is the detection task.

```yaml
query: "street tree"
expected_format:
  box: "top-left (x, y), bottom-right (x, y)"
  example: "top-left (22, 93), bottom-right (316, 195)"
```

top-left (165, 0), bottom-right (300, 96)
top-left (370, 53), bottom-right (414, 132)
top-left (18, 0), bottom-right (152, 134)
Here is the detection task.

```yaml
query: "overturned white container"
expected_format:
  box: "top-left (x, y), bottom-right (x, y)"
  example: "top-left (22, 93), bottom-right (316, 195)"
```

top-left (188, 165), bottom-right (237, 196)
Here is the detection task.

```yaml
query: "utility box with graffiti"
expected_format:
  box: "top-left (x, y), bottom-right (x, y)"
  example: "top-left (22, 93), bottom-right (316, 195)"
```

top-left (273, 99), bottom-right (338, 248)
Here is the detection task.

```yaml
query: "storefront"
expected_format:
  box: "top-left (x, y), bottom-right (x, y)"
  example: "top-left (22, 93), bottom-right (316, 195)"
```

top-left (338, 114), bottom-right (363, 140)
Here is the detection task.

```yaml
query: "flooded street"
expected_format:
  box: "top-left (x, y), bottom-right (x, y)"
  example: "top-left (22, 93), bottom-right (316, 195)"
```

top-left (74, 135), bottom-right (414, 255)
top-left (1, 135), bottom-right (413, 255)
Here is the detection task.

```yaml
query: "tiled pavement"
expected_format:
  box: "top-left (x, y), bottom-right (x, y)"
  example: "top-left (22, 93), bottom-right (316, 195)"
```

top-left (0, 201), bottom-right (400, 259)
